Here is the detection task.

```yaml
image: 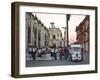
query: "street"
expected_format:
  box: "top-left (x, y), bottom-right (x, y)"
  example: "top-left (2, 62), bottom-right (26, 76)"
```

top-left (26, 52), bottom-right (89, 67)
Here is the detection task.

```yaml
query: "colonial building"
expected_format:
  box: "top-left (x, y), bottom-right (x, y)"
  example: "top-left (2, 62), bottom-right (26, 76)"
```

top-left (49, 26), bottom-right (63, 48)
top-left (26, 12), bottom-right (50, 60)
top-left (76, 15), bottom-right (89, 53)
top-left (26, 12), bottom-right (49, 49)
top-left (40, 24), bottom-right (49, 48)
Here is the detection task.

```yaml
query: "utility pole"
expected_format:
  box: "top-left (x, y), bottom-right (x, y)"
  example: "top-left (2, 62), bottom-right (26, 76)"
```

top-left (62, 14), bottom-right (70, 47)
top-left (62, 27), bottom-right (67, 47)
top-left (66, 14), bottom-right (70, 46)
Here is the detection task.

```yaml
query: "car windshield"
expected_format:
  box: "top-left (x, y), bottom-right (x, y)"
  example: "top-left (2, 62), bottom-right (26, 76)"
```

top-left (72, 47), bottom-right (80, 52)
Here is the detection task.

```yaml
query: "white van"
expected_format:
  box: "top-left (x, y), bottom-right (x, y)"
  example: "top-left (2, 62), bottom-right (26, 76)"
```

top-left (69, 44), bottom-right (83, 61)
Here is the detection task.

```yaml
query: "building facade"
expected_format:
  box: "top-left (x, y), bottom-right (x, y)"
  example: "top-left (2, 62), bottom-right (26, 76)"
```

top-left (49, 26), bottom-right (63, 48)
top-left (76, 15), bottom-right (89, 53)
top-left (26, 12), bottom-right (49, 49)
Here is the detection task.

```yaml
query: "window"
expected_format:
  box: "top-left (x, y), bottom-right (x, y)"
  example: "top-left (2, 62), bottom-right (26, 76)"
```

top-left (73, 47), bottom-right (80, 52)
top-left (53, 35), bottom-right (56, 39)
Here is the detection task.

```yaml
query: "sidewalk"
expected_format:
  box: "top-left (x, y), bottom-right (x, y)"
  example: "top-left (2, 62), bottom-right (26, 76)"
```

top-left (26, 53), bottom-right (60, 61)
top-left (36, 54), bottom-right (53, 60)
top-left (26, 52), bottom-right (89, 67)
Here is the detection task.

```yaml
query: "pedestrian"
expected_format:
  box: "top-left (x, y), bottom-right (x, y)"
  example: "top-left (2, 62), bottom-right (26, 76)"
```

top-left (42, 47), bottom-right (46, 55)
top-left (32, 47), bottom-right (37, 61)
top-left (59, 47), bottom-right (64, 61)
top-left (51, 48), bottom-right (54, 57)
top-left (54, 48), bottom-right (57, 60)
top-left (67, 45), bottom-right (71, 61)
top-left (38, 48), bottom-right (42, 57)
top-left (28, 47), bottom-right (33, 55)
top-left (64, 47), bottom-right (69, 61)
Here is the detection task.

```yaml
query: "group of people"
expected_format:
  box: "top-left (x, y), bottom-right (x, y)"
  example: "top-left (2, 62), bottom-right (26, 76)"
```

top-left (28, 47), bottom-right (50, 61)
top-left (28, 46), bottom-right (70, 61)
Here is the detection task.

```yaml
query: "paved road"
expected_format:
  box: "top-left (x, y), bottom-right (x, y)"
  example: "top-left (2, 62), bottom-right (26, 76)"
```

top-left (26, 52), bottom-right (89, 67)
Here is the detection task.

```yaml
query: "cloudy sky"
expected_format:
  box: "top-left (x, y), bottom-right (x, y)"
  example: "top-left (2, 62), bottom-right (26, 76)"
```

top-left (33, 13), bottom-right (85, 43)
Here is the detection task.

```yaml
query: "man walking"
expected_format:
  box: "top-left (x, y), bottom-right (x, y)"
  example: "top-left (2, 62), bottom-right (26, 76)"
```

top-left (64, 47), bottom-right (68, 61)
top-left (59, 47), bottom-right (64, 61)
top-left (32, 47), bottom-right (37, 61)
